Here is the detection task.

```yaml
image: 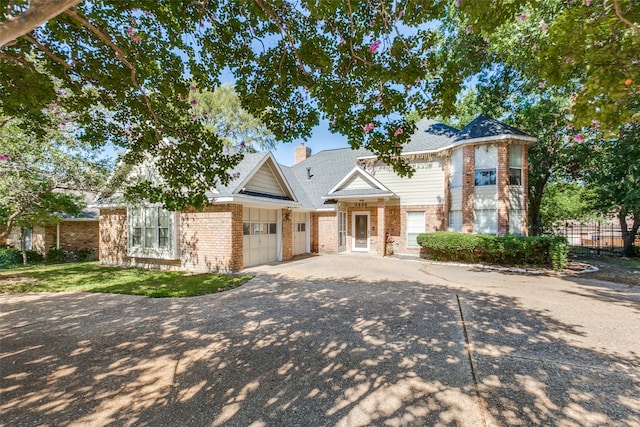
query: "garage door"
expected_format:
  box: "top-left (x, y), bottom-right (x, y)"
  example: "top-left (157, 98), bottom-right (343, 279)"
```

top-left (243, 208), bottom-right (278, 267)
top-left (292, 212), bottom-right (307, 256)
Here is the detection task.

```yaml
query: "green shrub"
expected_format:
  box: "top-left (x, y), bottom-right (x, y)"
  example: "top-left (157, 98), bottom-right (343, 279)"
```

top-left (75, 248), bottom-right (96, 262)
top-left (417, 232), bottom-right (568, 270)
top-left (0, 248), bottom-right (22, 269)
top-left (0, 248), bottom-right (43, 268)
top-left (46, 247), bottom-right (67, 263)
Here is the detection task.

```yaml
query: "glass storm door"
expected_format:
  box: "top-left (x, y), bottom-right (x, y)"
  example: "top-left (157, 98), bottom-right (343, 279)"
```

top-left (352, 213), bottom-right (369, 251)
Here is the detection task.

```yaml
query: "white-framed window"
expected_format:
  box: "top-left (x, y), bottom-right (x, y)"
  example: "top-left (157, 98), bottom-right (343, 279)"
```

top-left (449, 148), bottom-right (463, 189)
top-left (338, 211), bottom-right (347, 249)
top-left (509, 144), bottom-right (523, 186)
top-left (128, 207), bottom-right (178, 259)
top-left (475, 144), bottom-right (497, 187)
top-left (474, 169), bottom-right (497, 186)
top-left (474, 209), bottom-right (497, 235)
top-left (406, 211), bottom-right (425, 248)
top-left (448, 210), bottom-right (462, 232)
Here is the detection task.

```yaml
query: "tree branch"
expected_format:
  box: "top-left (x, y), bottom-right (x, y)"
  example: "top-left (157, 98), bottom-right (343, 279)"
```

top-left (612, 0), bottom-right (640, 38)
top-left (254, 0), bottom-right (309, 76)
top-left (23, 33), bottom-right (72, 71)
top-left (346, 0), bottom-right (373, 67)
top-left (63, 8), bottom-right (161, 141)
top-left (0, 0), bottom-right (82, 48)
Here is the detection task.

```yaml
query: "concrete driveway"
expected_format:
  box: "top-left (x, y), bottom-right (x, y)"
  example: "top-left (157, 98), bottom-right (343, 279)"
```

top-left (1, 254), bottom-right (639, 426)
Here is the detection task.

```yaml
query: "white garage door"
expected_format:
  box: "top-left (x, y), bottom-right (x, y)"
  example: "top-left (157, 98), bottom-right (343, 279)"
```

top-left (292, 212), bottom-right (307, 256)
top-left (243, 207), bottom-right (278, 267)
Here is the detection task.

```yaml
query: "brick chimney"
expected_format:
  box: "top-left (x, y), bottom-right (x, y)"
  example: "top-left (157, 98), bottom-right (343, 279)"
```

top-left (294, 142), bottom-right (311, 164)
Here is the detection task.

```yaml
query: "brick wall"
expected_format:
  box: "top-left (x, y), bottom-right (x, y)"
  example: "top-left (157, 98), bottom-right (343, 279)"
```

top-left (59, 221), bottom-right (99, 251)
top-left (316, 212), bottom-right (338, 253)
top-left (462, 144), bottom-right (475, 233)
top-left (99, 208), bottom-right (129, 264)
top-left (181, 204), bottom-right (241, 272)
top-left (99, 204), bottom-right (243, 272)
top-left (497, 142), bottom-right (510, 236)
top-left (281, 208), bottom-right (293, 260)
top-left (393, 205), bottom-right (445, 256)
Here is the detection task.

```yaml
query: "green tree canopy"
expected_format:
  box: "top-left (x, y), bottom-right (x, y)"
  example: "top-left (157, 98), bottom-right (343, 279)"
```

top-left (0, 116), bottom-right (109, 245)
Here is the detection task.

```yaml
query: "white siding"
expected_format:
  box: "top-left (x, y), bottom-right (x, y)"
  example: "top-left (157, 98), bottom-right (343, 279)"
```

top-left (450, 188), bottom-right (463, 211)
top-left (244, 163), bottom-right (287, 196)
top-left (449, 148), bottom-right (463, 189)
top-left (474, 187), bottom-right (498, 209)
top-left (509, 187), bottom-right (525, 210)
top-left (340, 175), bottom-right (374, 191)
top-left (369, 158), bottom-right (445, 206)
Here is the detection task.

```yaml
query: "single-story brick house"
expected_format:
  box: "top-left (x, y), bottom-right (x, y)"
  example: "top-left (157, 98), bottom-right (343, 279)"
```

top-left (1, 208), bottom-right (99, 256)
top-left (96, 114), bottom-right (535, 272)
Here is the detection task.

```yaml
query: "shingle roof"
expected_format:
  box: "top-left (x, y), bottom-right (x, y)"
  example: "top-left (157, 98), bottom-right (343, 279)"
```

top-left (454, 114), bottom-right (533, 142)
top-left (401, 119), bottom-right (459, 153)
top-left (288, 147), bottom-right (372, 209)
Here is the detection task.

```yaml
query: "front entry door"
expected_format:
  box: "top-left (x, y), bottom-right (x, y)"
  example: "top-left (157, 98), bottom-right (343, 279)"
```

top-left (352, 212), bottom-right (369, 252)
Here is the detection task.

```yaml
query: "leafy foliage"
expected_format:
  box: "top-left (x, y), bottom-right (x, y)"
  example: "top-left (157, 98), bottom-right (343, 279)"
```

top-left (0, 248), bottom-right (42, 269)
top-left (0, 116), bottom-right (109, 242)
top-left (45, 247), bottom-right (67, 263)
top-left (456, 0), bottom-right (640, 133)
top-left (572, 123), bottom-right (640, 256)
top-left (417, 232), bottom-right (568, 270)
top-left (0, 0), bottom-right (474, 208)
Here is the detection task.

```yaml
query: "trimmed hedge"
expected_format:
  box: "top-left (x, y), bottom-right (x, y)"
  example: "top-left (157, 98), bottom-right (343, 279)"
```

top-left (416, 232), bottom-right (568, 270)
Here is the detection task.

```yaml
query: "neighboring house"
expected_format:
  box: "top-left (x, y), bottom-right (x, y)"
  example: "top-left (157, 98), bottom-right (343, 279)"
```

top-left (96, 114), bottom-right (535, 272)
top-left (1, 206), bottom-right (99, 256)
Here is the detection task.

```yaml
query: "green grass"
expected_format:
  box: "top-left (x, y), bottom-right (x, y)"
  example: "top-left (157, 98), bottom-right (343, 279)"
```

top-left (0, 261), bottom-right (253, 297)
top-left (575, 256), bottom-right (640, 287)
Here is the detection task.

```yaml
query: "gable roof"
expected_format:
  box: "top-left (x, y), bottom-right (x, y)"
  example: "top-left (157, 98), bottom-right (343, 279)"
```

top-left (324, 166), bottom-right (394, 199)
top-left (215, 152), bottom-right (296, 202)
top-left (95, 114), bottom-right (534, 212)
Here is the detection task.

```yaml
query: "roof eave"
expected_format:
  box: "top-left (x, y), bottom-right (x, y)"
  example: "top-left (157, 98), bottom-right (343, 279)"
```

top-left (355, 134), bottom-right (537, 161)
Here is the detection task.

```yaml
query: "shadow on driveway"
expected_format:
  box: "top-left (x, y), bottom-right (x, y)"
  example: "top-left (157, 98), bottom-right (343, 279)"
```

top-left (1, 264), bottom-right (639, 426)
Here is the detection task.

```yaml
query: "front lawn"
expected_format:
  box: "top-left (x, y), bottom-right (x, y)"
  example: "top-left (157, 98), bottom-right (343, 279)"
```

top-left (0, 262), bottom-right (252, 297)
top-left (575, 256), bottom-right (640, 287)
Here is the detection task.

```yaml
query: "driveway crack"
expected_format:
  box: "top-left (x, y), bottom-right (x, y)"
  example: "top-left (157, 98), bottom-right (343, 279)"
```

top-left (457, 294), bottom-right (488, 427)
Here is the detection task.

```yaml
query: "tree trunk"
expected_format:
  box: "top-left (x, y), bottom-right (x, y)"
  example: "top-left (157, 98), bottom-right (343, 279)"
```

top-left (0, 0), bottom-right (82, 48)
top-left (619, 210), bottom-right (639, 257)
top-left (20, 227), bottom-right (28, 265)
top-left (528, 172), bottom-right (550, 236)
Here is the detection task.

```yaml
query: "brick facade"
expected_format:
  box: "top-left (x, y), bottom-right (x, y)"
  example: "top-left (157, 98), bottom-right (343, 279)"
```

top-left (521, 143), bottom-right (529, 235)
top-left (461, 144), bottom-right (475, 233)
top-left (59, 221), bottom-right (99, 252)
top-left (315, 212), bottom-right (338, 253)
top-left (497, 142), bottom-right (510, 236)
top-left (392, 205), bottom-right (445, 256)
top-left (99, 204), bottom-right (245, 272)
top-left (281, 208), bottom-right (293, 261)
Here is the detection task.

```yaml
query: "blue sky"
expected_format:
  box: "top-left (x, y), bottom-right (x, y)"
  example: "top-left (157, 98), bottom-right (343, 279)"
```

top-left (271, 119), bottom-right (349, 166)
